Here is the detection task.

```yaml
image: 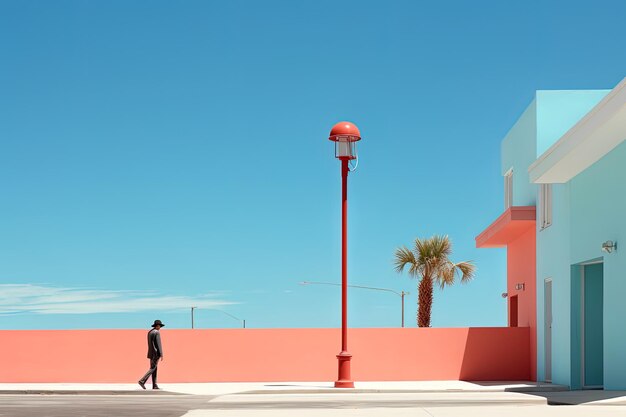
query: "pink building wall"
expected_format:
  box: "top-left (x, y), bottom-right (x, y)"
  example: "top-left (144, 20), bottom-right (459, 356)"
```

top-left (476, 206), bottom-right (537, 381)
top-left (0, 327), bottom-right (530, 383)
top-left (507, 227), bottom-right (537, 381)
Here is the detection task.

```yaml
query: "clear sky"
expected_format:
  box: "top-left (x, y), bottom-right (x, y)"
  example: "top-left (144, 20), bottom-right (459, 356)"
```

top-left (1, 0), bottom-right (624, 330)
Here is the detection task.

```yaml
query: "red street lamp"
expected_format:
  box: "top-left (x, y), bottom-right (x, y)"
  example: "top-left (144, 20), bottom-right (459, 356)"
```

top-left (328, 121), bottom-right (361, 388)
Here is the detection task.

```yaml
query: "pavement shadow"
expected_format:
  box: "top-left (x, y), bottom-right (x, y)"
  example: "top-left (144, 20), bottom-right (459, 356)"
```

top-left (520, 390), bottom-right (626, 406)
top-left (468, 381), bottom-right (626, 405)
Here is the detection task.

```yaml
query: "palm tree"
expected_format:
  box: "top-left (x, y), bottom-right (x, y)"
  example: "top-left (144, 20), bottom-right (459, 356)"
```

top-left (394, 235), bottom-right (475, 327)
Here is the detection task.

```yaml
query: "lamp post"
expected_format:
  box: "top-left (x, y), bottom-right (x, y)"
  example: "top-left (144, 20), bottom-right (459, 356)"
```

top-left (300, 281), bottom-right (409, 328)
top-left (328, 121), bottom-right (361, 388)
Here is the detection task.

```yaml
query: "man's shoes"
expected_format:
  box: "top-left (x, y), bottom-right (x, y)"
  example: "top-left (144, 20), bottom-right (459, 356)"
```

top-left (138, 381), bottom-right (146, 390)
top-left (153, 385), bottom-right (160, 390)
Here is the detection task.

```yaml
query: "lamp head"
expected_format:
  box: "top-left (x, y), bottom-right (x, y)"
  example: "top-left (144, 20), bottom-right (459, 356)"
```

top-left (329, 121), bottom-right (361, 160)
top-left (602, 240), bottom-right (617, 253)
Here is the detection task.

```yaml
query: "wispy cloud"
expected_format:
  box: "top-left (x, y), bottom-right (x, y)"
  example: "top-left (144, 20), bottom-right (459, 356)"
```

top-left (0, 284), bottom-right (236, 315)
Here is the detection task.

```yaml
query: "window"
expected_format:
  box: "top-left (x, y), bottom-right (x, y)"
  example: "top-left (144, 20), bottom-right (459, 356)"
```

top-left (504, 169), bottom-right (513, 209)
top-left (540, 184), bottom-right (553, 229)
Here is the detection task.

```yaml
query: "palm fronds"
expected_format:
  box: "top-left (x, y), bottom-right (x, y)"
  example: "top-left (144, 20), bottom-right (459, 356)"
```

top-left (393, 235), bottom-right (476, 326)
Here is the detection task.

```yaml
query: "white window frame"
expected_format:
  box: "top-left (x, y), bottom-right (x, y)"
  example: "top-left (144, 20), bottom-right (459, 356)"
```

top-left (504, 168), bottom-right (513, 209)
top-left (540, 183), bottom-right (553, 230)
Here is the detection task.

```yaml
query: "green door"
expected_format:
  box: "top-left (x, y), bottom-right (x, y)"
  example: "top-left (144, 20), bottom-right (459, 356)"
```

top-left (583, 263), bottom-right (603, 388)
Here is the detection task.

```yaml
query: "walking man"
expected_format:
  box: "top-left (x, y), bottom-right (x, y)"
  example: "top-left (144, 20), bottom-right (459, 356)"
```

top-left (138, 319), bottom-right (164, 390)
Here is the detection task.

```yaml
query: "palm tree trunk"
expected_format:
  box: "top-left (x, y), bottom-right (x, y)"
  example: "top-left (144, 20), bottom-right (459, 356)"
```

top-left (417, 276), bottom-right (433, 327)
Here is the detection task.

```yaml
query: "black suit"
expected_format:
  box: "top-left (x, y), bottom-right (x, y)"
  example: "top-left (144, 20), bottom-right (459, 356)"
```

top-left (139, 328), bottom-right (163, 387)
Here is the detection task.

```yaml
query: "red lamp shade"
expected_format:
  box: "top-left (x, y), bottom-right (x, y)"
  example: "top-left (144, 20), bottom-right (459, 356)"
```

top-left (329, 122), bottom-right (361, 142)
top-left (329, 121), bottom-right (361, 160)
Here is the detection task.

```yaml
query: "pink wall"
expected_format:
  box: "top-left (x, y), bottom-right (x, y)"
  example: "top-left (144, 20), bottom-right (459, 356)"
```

top-left (0, 327), bottom-right (530, 383)
top-left (476, 206), bottom-right (537, 382)
top-left (507, 227), bottom-right (537, 381)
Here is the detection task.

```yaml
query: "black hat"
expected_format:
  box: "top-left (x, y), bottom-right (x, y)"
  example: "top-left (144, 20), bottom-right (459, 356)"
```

top-left (152, 319), bottom-right (165, 328)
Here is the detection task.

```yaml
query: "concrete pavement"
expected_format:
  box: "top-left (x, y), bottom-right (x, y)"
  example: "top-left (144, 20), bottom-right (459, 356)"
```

top-left (0, 380), bottom-right (568, 395)
top-left (0, 393), bottom-right (623, 417)
top-left (0, 394), bottom-right (216, 417)
top-left (202, 391), bottom-right (548, 407)
top-left (1, 381), bottom-right (625, 406)
top-left (180, 406), bottom-right (626, 417)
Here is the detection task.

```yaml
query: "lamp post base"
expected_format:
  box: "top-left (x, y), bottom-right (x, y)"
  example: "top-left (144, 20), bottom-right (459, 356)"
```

top-left (334, 352), bottom-right (354, 388)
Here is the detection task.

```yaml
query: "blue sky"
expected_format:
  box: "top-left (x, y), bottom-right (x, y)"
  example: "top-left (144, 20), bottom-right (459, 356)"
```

top-left (1, 0), bottom-right (624, 330)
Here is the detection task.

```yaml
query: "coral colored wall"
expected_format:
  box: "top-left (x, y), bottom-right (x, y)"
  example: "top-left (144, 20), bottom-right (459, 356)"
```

top-left (0, 328), bottom-right (529, 383)
top-left (507, 227), bottom-right (537, 381)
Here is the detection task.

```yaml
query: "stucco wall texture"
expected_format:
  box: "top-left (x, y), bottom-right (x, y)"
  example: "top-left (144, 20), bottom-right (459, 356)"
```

top-left (507, 226), bottom-right (537, 381)
top-left (0, 327), bottom-right (530, 383)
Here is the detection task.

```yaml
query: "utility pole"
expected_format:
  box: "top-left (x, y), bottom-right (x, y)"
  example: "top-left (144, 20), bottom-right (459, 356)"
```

top-left (191, 306), bottom-right (197, 329)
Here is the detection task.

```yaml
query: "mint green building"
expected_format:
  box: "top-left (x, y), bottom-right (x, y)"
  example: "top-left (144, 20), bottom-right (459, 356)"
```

top-left (488, 77), bottom-right (625, 389)
top-left (531, 78), bottom-right (626, 390)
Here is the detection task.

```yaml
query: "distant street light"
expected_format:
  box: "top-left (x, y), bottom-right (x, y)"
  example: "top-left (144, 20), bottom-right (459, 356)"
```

top-left (300, 281), bottom-right (409, 328)
top-left (214, 309), bottom-right (246, 328)
top-left (189, 308), bottom-right (246, 328)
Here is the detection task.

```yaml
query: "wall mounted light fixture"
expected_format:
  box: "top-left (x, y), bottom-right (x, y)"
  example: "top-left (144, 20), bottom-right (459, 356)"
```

top-left (601, 240), bottom-right (617, 253)
top-left (501, 292), bottom-right (508, 298)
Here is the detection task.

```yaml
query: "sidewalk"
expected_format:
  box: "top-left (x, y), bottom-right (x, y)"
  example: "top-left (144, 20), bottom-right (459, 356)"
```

top-left (163, 380), bottom-right (568, 395)
top-left (1, 381), bottom-right (625, 406)
top-left (0, 380), bottom-right (564, 395)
